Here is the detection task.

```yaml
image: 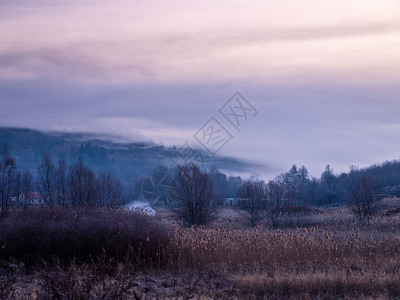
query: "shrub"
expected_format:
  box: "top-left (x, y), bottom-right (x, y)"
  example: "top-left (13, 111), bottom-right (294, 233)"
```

top-left (0, 207), bottom-right (170, 268)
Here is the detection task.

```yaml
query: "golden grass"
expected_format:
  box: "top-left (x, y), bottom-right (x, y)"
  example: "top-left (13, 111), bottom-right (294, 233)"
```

top-left (163, 214), bottom-right (400, 298)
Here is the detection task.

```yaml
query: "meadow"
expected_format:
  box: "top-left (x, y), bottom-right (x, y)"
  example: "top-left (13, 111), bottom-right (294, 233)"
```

top-left (1, 206), bottom-right (400, 299)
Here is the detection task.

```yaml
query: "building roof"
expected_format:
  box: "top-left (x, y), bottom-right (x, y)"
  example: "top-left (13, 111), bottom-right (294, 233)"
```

top-left (23, 192), bottom-right (43, 199)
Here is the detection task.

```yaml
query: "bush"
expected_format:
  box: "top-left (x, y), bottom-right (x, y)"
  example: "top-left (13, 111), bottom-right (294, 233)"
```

top-left (0, 208), bottom-right (170, 268)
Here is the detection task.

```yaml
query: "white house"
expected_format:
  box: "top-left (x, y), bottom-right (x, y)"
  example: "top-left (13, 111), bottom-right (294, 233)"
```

top-left (19, 192), bottom-right (44, 206)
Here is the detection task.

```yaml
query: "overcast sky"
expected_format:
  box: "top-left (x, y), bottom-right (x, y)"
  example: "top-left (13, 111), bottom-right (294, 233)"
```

top-left (0, 0), bottom-right (399, 179)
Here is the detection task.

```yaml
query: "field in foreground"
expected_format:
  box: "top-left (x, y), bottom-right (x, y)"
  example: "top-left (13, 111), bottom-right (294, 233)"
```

top-left (1, 207), bottom-right (400, 299)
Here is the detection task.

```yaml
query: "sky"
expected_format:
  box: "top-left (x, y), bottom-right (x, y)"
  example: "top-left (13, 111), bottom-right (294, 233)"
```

top-left (0, 0), bottom-right (399, 180)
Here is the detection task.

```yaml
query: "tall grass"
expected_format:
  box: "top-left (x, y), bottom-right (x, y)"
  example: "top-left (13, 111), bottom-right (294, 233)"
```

top-left (165, 223), bottom-right (400, 298)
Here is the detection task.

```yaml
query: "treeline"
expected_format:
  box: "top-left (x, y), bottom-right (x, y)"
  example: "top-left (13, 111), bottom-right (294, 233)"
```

top-left (139, 163), bottom-right (342, 208)
top-left (166, 163), bottom-right (390, 227)
top-left (0, 145), bottom-right (124, 216)
top-left (141, 160), bottom-right (400, 209)
top-left (4, 138), bottom-right (400, 217)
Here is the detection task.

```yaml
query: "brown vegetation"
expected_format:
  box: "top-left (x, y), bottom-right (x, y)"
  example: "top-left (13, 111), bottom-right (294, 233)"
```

top-left (0, 208), bottom-right (169, 268)
top-left (166, 222), bottom-right (400, 298)
top-left (1, 207), bottom-right (400, 299)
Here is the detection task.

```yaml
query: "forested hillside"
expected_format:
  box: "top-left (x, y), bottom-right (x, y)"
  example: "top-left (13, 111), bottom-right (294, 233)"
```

top-left (0, 127), bottom-right (254, 198)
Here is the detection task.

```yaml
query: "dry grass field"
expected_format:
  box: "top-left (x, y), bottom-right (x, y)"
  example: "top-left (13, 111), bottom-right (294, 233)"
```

top-left (1, 206), bottom-right (400, 299)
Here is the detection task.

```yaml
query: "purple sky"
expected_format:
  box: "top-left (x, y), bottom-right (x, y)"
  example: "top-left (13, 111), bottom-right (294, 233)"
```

top-left (1, 0), bottom-right (399, 180)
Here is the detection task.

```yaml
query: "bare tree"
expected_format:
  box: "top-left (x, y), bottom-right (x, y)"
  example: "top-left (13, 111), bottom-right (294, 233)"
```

top-left (267, 179), bottom-right (284, 228)
top-left (55, 159), bottom-right (68, 207)
top-left (348, 174), bottom-right (378, 223)
top-left (12, 170), bottom-right (21, 209)
top-left (68, 159), bottom-right (99, 207)
top-left (98, 170), bottom-right (123, 208)
top-left (236, 180), bottom-right (267, 227)
top-left (141, 166), bottom-right (173, 206)
top-left (0, 145), bottom-right (17, 215)
top-left (21, 170), bottom-right (33, 209)
top-left (170, 163), bottom-right (216, 226)
top-left (37, 153), bottom-right (56, 207)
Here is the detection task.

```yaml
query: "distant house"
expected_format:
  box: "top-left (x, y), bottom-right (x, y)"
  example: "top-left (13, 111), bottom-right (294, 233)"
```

top-left (223, 197), bottom-right (236, 206)
top-left (19, 192), bottom-right (44, 206)
top-left (223, 197), bottom-right (269, 208)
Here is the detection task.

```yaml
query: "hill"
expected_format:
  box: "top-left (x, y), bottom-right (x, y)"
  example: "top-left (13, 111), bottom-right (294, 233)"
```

top-left (0, 127), bottom-right (257, 198)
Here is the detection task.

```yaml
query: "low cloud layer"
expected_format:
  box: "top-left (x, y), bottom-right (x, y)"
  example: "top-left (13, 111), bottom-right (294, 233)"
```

top-left (1, 79), bottom-right (399, 179)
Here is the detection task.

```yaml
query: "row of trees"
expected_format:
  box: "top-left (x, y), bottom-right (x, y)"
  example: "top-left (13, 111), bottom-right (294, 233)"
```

top-left (0, 145), bottom-right (124, 215)
top-left (236, 173), bottom-right (379, 227)
top-left (236, 179), bottom-right (286, 228)
top-left (169, 163), bottom-right (285, 227)
top-left (211, 163), bottom-right (391, 210)
top-left (169, 163), bottom-right (380, 227)
top-left (2, 141), bottom-right (384, 224)
top-left (36, 154), bottom-right (123, 209)
top-left (140, 163), bottom-right (352, 209)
